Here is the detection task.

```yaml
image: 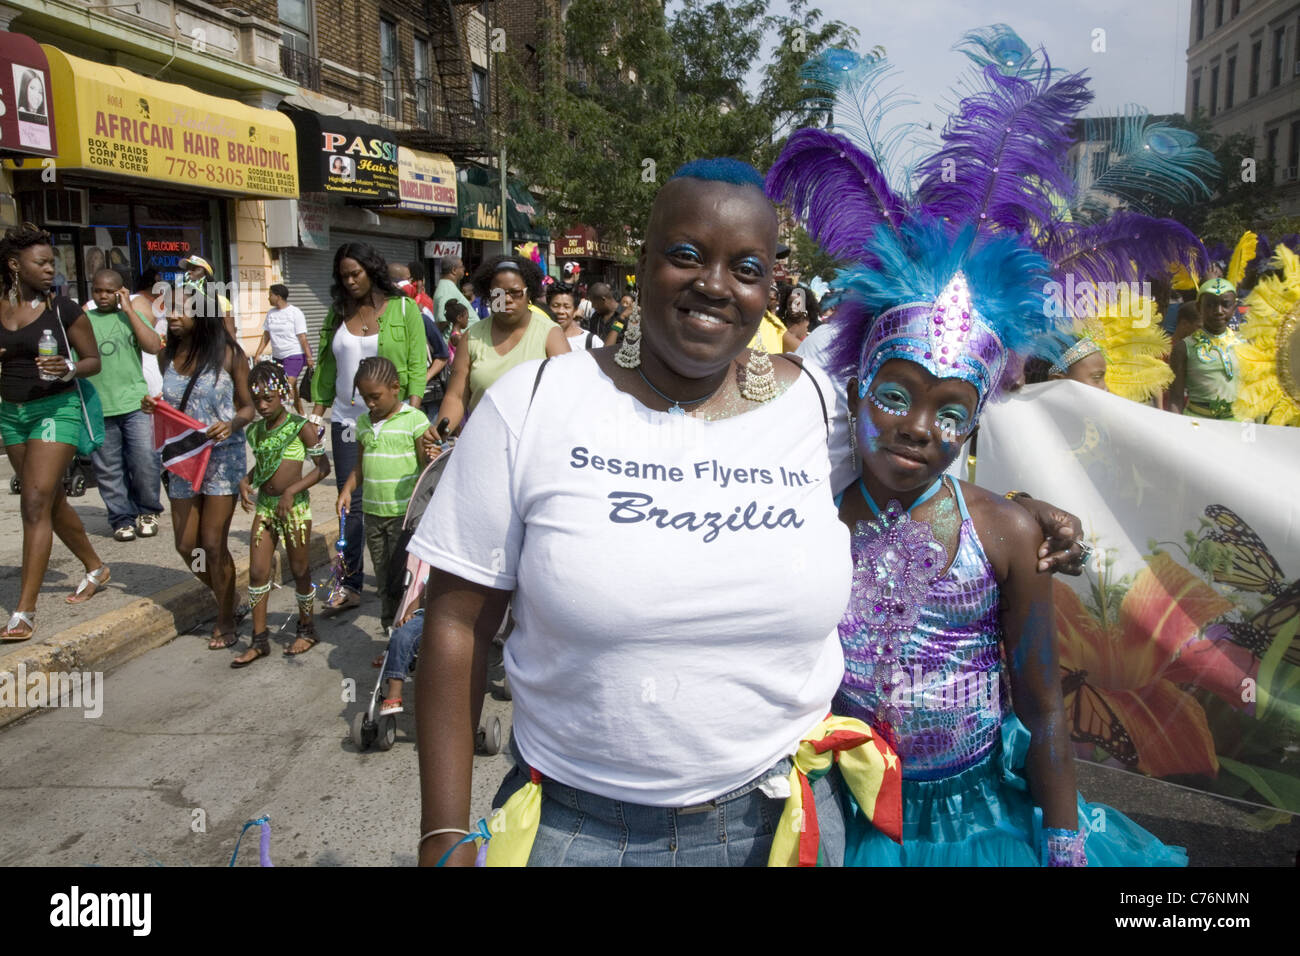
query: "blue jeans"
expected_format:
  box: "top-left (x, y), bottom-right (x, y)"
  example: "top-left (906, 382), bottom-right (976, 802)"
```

top-left (331, 419), bottom-right (365, 592)
top-left (381, 609), bottom-right (422, 682)
top-left (90, 409), bottom-right (163, 530)
top-left (491, 736), bottom-right (845, 867)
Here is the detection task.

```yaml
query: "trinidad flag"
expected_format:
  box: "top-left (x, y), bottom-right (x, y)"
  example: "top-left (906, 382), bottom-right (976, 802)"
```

top-left (152, 399), bottom-right (213, 489)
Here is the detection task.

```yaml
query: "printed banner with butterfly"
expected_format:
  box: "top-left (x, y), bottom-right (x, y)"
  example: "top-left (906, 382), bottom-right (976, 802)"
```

top-left (977, 380), bottom-right (1300, 824)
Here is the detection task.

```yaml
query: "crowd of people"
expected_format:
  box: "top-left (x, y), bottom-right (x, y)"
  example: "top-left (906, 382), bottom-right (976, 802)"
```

top-left (2, 27), bottom-right (1295, 867)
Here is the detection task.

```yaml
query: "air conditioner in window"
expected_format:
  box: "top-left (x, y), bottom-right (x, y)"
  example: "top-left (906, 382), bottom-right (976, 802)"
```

top-left (43, 187), bottom-right (88, 226)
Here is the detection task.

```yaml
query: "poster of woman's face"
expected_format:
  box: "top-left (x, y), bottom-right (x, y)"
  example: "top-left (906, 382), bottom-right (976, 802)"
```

top-left (329, 155), bottom-right (355, 182)
top-left (14, 68), bottom-right (45, 119)
top-left (12, 66), bottom-right (51, 151)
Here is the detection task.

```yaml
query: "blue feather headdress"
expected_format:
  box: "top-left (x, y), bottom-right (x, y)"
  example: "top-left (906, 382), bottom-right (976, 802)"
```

top-left (765, 27), bottom-right (1210, 414)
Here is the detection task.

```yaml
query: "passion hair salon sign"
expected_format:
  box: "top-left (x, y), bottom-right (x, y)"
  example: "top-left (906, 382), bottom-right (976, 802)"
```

top-left (284, 106), bottom-right (398, 204)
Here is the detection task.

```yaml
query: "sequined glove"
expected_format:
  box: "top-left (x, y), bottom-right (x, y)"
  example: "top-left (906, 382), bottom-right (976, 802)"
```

top-left (1043, 827), bottom-right (1088, 867)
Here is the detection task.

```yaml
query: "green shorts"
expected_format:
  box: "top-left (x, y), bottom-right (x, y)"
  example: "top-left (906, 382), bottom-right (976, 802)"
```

top-left (0, 389), bottom-right (83, 447)
top-left (253, 490), bottom-right (312, 547)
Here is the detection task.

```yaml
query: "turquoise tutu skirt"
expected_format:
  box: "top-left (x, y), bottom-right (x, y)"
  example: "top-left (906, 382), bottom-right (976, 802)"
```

top-left (843, 715), bottom-right (1188, 867)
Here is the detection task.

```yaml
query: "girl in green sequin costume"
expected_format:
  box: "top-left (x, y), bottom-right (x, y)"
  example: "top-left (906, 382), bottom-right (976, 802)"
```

top-left (232, 362), bottom-right (331, 666)
top-left (1169, 278), bottom-right (1244, 419)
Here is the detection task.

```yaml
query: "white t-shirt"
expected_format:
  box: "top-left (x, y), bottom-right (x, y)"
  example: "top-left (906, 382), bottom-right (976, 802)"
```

top-left (263, 304), bottom-right (308, 358)
top-left (141, 316), bottom-right (169, 397)
top-left (795, 322), bottom-right (855, 495)
top-left (407, 352), bottom-right (850, 806)
top-left (330, 324), bottom-right (379, 425)
top-left (564, 327), bottom-right (604, 351)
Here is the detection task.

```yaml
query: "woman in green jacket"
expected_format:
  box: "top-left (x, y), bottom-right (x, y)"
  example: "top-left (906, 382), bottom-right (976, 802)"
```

top-left (310, 241), bottom-right (427, 613)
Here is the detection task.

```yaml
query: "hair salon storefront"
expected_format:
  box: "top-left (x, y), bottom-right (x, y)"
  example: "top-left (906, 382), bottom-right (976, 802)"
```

top-left (4, 44), bottom-right (297, 342)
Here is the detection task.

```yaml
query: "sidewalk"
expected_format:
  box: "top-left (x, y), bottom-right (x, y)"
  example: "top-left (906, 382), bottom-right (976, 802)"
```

top-left (0, 448), bottom-right (342, 726)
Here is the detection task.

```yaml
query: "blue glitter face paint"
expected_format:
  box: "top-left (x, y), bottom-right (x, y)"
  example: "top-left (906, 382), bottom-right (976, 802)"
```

top-left (736, 256), bottom-right (766, 279)
top-left (664, 242), bottom-right (701, 262)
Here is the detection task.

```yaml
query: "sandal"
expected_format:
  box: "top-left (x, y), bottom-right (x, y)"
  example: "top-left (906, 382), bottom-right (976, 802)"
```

top-left (230, 631), bottom-right (271, 668)
top-left (321, 588), bottom-right (360, 616)
top-left (66, 565), bottom-right (110, 605)
top-left (379, 697), bottom-right (403, 716)
top-left (208, 628), bottom-right (238, 650)
top-left (3, 611), bottom-right (35, 642)
top-left (284, 617), bottom-right (319, 656)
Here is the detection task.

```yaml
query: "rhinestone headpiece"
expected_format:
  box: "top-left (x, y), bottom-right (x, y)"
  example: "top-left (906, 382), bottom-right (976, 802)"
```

top-left (857, 271), bottom-right (1007, 413)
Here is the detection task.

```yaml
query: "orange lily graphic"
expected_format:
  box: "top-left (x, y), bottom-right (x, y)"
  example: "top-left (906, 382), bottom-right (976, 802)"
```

top-left (1055, 551), bottom-right (1246, 778)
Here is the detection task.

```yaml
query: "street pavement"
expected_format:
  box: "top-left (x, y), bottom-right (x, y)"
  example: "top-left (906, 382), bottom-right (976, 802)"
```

top-left (0, 447), bottom-right (1295, 866)
top-left (0, 578), bottom-right (513, 866)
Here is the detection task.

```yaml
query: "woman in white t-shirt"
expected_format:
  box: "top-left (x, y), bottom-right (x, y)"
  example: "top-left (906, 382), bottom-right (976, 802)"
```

top-left (546, 283), bottom-right (603, 352)
top-left (252, 284), bottom-right (314, 413)
top-left (411, 161), bottom-right (858, 867)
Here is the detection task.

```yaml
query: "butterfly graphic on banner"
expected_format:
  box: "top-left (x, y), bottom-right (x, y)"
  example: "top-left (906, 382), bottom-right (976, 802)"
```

top-left (1193, 504), bottom-right (1300, 665)
top-left (1060, 666), bottom-right (1139, 768)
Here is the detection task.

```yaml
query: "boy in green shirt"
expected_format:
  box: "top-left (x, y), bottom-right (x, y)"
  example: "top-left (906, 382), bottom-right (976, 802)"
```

top-left (336, 356), bottom-right (432, 631)
top-left (85, 268), bottom-right (165, 540)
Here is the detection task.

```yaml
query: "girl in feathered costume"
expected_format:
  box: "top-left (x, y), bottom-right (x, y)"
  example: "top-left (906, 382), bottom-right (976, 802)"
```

top-left (768, 29), bottom-right (1196, 866)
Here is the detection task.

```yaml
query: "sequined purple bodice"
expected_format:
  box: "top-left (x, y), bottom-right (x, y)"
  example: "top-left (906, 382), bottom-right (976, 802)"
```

top-left (835, 509), bottom-right (1004, 781)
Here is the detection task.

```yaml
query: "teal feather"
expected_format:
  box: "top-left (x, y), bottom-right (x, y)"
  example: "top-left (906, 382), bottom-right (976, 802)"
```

top-left (953, 24), bottom-right (1042, 79)
top-left (1077, 106), bottom-right (1219, 216)
top-left (799, 49), bottom-right (923, 194)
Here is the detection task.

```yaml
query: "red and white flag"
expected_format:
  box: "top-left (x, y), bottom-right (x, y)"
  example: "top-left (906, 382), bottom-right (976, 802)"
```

top-left (152, 399), bottom-right (212, 489)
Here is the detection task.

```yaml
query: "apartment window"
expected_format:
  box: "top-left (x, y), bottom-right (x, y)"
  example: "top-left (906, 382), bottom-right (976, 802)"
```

top-left (1232, 0), bottom-right (1240, 15)
top-left (1196, 0), bottom-right (1205, 41)
top-left (1192, 75), bottom-right (1201, 113)
top-left (1250, 40), bottom-right (1261, 96)
top-left (1274, 27), bottom-right (1286, 87)
top-left (1226, 55), bottom-right (1236, 108)
top-left (414, 36), bottom-right (431, 127)
top-left (278, 0), bottom-right (319, 90)
top-left (471, 66), bottom-right (488, 119)
top-left (380, 18), bottom-right (399, 118)
top-left (1210, 64), bottom-right (1219, 115)
top-left (1267, 127), bottom-right (1279, 165)
top-left (1215, 0), bottom-right (1223, 29)
top-left (1290, 120), bottom-right (1300, 173)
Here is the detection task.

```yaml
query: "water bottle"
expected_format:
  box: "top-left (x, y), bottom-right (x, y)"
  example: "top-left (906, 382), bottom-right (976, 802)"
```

top-left (37, 328), bottom-right (60, 381)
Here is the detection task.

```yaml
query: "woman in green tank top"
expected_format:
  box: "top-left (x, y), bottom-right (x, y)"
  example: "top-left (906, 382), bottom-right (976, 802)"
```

top-left (433, 255), bottom-right (569, 435)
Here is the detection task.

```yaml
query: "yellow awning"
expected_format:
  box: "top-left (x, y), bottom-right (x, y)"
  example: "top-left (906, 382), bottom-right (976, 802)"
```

top-left (11, 46), bottom-right (298, 198)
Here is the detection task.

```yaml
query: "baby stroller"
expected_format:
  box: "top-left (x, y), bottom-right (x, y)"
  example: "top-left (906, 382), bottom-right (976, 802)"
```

top-left (351, 442), bottom-right (504, 755)
top-left (8, 453), bottom-right (95, 497)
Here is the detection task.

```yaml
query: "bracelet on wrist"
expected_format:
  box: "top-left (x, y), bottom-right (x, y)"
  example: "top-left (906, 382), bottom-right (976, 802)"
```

top-left (1042, 827), bottom-right (1087, 867)
top-left (419, 827), bottom-right (470, 847)
top-left (1004, 490), bottom-right (1032, 501)
top-left (59, 357), bottom-right (77, 382)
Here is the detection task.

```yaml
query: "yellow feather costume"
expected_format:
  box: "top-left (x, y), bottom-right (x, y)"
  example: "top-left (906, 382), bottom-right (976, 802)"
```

top-left (1234, 245), bottom-right (1300, 426)
top-left (1066, 296), bottom-right (1173, 403)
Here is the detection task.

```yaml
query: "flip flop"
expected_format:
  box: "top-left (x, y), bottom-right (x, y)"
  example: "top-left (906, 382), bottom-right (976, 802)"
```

top-left (3, 611), bottom-right (35, 642)
top-left (66, 565), bottom-right (110, 605)
top-left (321, 588), bottom-right (360, 616)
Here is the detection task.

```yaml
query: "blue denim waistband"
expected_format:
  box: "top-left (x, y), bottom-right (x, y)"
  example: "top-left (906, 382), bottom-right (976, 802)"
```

top-left (508, 734), bottom-right (793, 815)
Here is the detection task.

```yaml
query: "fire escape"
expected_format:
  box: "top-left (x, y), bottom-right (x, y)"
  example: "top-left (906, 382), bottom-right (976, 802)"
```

top-left (398, 0), bottom-right (495, 162)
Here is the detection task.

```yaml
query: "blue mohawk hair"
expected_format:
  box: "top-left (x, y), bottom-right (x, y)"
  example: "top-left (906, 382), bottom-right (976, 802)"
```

top-left (671, 158), bottom-right (766, 190)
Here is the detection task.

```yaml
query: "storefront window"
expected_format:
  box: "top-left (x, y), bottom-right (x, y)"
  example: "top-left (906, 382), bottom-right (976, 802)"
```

top-left (19, 180), bottom-right (225, 302)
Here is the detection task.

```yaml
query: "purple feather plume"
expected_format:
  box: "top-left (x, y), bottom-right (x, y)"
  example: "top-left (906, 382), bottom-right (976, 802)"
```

top-left (1036, 211), bottom-right (1207, 293)
top-left (765, 127), bottom-right (905, 265)
top-left (916, 61), bottom-right (1092, 238)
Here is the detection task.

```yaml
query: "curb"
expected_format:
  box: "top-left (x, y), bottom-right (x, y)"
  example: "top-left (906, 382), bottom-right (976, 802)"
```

top-left (0, 515), bottom-right (341, 728)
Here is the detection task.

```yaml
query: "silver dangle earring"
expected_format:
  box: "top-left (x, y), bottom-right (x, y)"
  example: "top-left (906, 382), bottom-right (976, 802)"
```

top-left (848, 410), bottom-right (860, 472)
top-left (7, 267), bottom-right (19, 306)
top-left (615, 306), bottom-right (641, 369)
top-left (740, 338), bottom-right (778, 402)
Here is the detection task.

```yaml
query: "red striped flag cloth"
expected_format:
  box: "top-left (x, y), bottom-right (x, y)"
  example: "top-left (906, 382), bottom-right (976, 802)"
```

top-left (152, 399), bottom-right (213, 489)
